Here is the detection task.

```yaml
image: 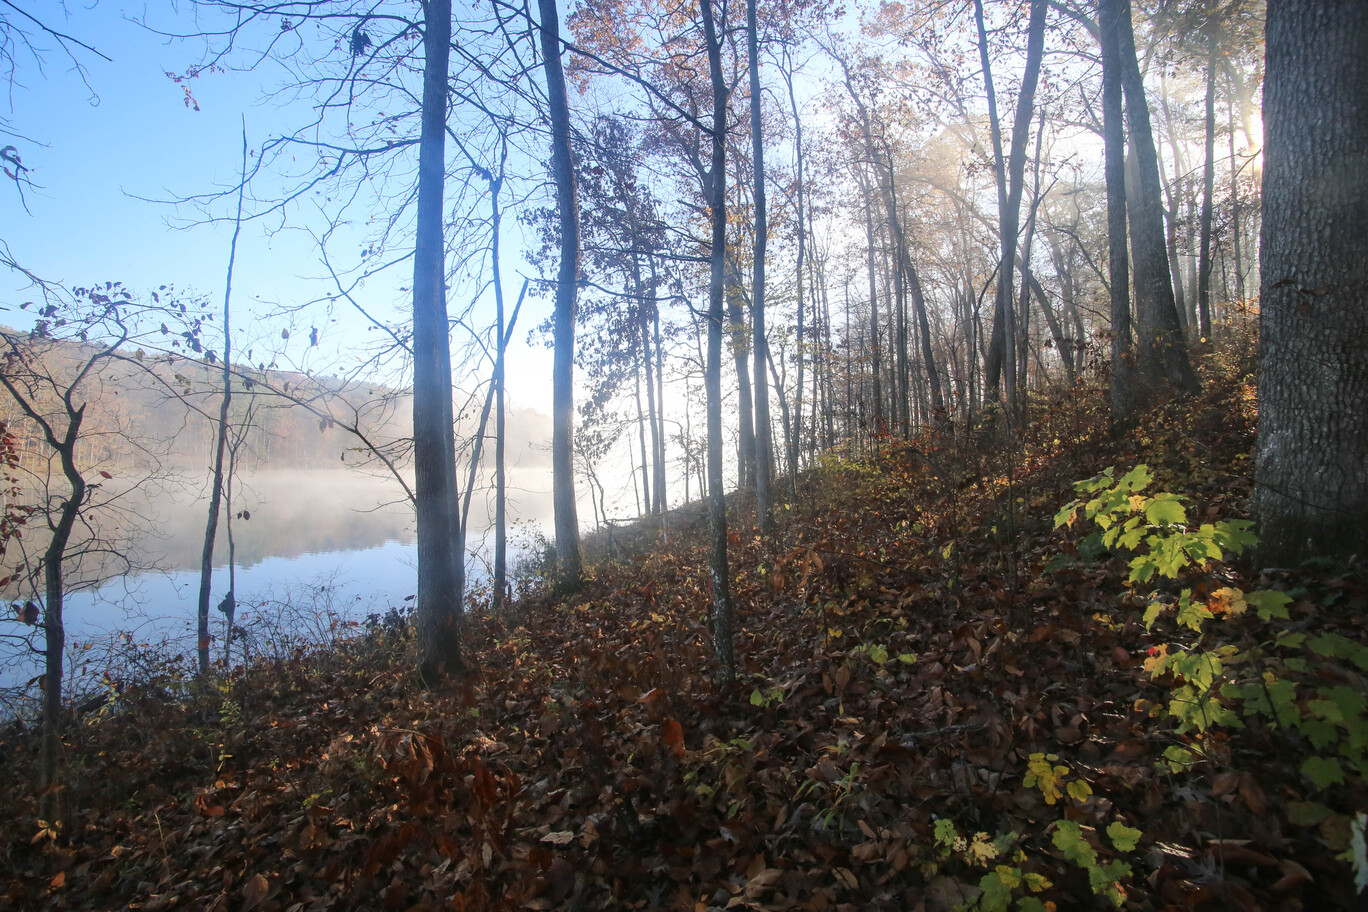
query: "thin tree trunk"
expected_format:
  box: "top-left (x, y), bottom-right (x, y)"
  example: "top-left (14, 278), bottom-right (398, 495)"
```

top-left (747, 0), bottom-right (774, 533)
top-left (1030, 275), bottom-right (1075, 383)
top-left (651, 255), bottom-right (668, 513)
top-left (981, 0), bottom-right (1047, 412)
top-left (1196, 26), bottom-right (1217, 340)
top-left (1158, 74), bottom-right (1190, 328)
top-left (701, 0), bottom-right (735, 678)
top-left (862, 178), bottom-right (883, 434)
top-left (196, 126), bottom-right (246, 676)
top-left (782, 49), bottom-right (805, 498)
top-left (539, 0), bottom-right (583, 588)
top-left (491, 168), bottom-right (508, 607)
top-left (727, 275), bottom-right (756, 488)
top-left (1227, 84), bottom-right (1246, 305)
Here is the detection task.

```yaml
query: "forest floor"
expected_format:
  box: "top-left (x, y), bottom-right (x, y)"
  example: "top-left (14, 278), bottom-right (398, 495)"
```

top-left (2, 348), bottom-right (1366, 912)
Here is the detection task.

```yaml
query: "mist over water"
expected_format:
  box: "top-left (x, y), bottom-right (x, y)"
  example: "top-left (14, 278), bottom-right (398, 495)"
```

top-left (0, 467), bottom-right (553, 698)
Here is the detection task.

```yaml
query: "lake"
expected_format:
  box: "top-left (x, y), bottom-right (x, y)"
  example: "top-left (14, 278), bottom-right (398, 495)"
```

top-left (0, 467), bottom-right (553, 707)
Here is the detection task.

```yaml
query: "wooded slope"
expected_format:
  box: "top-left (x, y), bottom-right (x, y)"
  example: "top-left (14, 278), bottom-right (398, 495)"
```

top-left (3, 354), bottom-right (1363, 912)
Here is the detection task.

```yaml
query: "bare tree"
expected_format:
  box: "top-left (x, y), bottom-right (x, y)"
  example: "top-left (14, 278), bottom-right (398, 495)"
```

top-left (0, 285), bottom-right (208, 826)
top-left (537, 0), bottom-right (584, 589)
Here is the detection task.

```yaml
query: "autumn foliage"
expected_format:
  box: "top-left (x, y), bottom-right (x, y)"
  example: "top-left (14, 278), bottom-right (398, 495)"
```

top-left (1, 358), bottom-right (1364, 911)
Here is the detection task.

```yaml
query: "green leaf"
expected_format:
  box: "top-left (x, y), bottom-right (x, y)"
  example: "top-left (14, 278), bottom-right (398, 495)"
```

top-left (1287, 801), bottom-right (1334, 826)
top-left (1106, 822), bottom-right (1142, 852)
top-left (1174, 591), bottom-right (1214, 632)
top-left (1302, 755), bottom-right (1346, 788)
top-left (978, 871), bottom-right (1013, 912)
top-left (1067, 779), bottom-right (1093, 803)
top-left (1142, 601), bottom-right (1166, 630)
top-left (1245, 590), bottom-right (1292, 621)
top-left (1116, 465), bottom-right (1152, 493)
top-left (1052, 820), bottom-right (1096, 867)
top-left (749, 688), bottom-right (764, 706)
top-left (1144, 494), bottom-right (1187, 527)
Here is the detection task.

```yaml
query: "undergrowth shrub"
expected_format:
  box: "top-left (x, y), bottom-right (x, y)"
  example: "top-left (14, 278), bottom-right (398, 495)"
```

top-left (1056, 464), bottom-right (1368, 886)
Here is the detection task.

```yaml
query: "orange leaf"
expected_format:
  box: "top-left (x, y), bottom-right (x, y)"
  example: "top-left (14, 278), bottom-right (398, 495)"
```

top-left (662, 718), bottom-right (685, 757)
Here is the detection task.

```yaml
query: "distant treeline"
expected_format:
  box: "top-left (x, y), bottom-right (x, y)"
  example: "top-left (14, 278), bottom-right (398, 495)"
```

top-left (0, 328), bottom-right (410, 477)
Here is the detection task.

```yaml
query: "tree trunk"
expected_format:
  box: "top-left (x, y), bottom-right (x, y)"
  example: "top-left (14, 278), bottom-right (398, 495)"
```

top-left (492, 176), bottom-right (508, 606)
top-left (651, 256), bottom-right (668, 513)
top-left (746, 0), bottom-right (774, 533)
top-left (727, 276), bottom-right (756, 489)
top-left (196, 128), bottom-right (245, 676)
top-left (700, 0), bottom-right (735, 678)
top-left (861, 177), bottom-right (884, 435)
top-left (1099, 0), bottom-right (1137, 423)
top-left (1158, 75), bottom-right (1190, 330)
top-left (413, 0), bottom-right (463, 682)
top-left (539, 0), bottom-right (583, 587)
top-left (782, 51), bottom-right (805, 497)
top-left (1030, 275), bottom-right (1075, 384)
top-left (1114, 0), bottom-right (1200, 396)
top-left (981, 0), bottom-right (1047, 412)
top-left (38, 432), bottom-right (84, 826)
top-left (1196, 27), bottom-right (1217, 340)
top-left (1255, 0), bottom-right (1368, 564)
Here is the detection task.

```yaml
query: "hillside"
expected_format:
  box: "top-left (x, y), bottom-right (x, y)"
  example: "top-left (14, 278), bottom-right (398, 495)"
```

top-left (2, 359), bottom-right (1364, 912)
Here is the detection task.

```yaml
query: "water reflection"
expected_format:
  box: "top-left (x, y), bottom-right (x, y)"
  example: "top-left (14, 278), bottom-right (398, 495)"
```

top-left (0, 467), bottom-right (553, 697)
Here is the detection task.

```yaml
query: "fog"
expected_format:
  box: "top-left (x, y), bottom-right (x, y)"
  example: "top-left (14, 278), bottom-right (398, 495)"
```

top-left (0, 465), bottom-right (554, 697)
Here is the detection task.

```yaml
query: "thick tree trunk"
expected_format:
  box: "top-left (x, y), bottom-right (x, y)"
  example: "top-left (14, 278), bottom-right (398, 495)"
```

top-left (539, 0), bottom-right (583, 587)
top-left (1255, 0), bottom-right (1368, 564)
top-left (1099, 0), bottom-right (1137, 423)
top-left (1114, 0), bottom-right (1200, 396)
top-left (413, 0), bottom-right (463, 682)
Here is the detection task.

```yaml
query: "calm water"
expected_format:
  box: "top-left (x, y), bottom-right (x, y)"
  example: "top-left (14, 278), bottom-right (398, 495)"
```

top-left (0, 468), bottom-right (552, 703)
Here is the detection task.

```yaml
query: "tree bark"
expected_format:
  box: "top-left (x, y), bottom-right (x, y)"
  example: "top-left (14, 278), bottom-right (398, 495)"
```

top-left (747, 0), bottom-right (774, 533)
top-left (1196, 27), bottom-right (1217, 340)
top-left (727, 276), bottom-right (756, 489)
top-left (196, 127), bottom-right (245, 676)
top-left (782, 50), bottom-right (805, 498)
top-left (1099, 0), bottom-right (1137, 423)
top-left (1255, 0), bottom-right (1368, 564)
top-left (413, 0), bottom-right (463, 683)
top-left (700, 0), bottom-right (735, 678)
top-left (1113, 0), bottom-right (1200, 396)
top-left (981, 0), bottom-right (1047, 412)
top-left (492, 174), bottom-right (508, 606)
top-left (539, 0), bottom-right (583, 588)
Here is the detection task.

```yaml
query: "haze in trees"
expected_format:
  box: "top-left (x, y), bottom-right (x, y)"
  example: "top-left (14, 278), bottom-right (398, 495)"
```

top-left (7, 4), bottom-right (1368, 906)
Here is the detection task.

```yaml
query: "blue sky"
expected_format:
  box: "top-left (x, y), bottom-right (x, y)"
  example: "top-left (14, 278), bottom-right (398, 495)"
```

top-left (1, 2), bottom-right (556, 410)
